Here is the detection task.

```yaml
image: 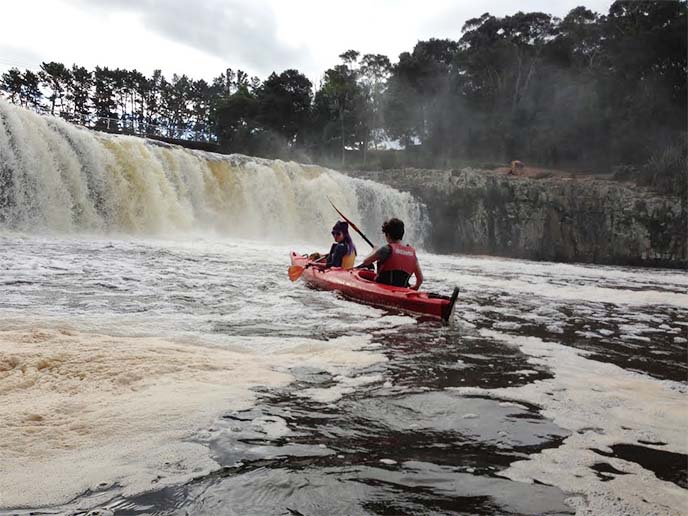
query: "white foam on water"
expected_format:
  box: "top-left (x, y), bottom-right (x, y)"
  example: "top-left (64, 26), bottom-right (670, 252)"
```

top-left (441, 270), bottom-right (688, 308)
top-left (0, 328), bottom-right (385, 509)
top-left (298, 373), bottom-right (384, 404)
top-left (423, 253), bottom-right (688, 308)
top-left (451, 329), bottom-right (688, 515)
top-left (249, 416), bottom-right (292, 440)
top-left (430, 254), bottom-right (688, 289)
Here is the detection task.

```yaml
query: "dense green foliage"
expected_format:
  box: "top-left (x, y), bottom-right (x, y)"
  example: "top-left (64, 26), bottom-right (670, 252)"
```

top-left (1, 1), bottom-right (685, 192)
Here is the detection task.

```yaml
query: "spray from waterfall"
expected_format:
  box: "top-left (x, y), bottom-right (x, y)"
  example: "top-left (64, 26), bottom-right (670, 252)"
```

top-left (0, 100), bottom-right (428, 247)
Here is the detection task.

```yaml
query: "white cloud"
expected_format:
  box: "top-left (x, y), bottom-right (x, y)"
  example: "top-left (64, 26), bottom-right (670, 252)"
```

top-left (63, 0), bottom-right (311, 77)
top-left (0, 0), bottom-right (615, 84)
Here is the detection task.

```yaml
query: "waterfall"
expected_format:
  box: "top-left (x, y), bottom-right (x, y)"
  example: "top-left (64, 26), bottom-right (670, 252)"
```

top-left (0, 100), bottom-right (427, 247)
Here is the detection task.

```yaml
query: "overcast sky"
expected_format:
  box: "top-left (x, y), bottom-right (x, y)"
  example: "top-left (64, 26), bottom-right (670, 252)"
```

top-left (2, 0), bottom-right (614, 85)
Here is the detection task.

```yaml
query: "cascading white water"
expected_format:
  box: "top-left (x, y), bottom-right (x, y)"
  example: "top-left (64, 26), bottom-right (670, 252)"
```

top-left (0, 100), bottom-right (427, 247)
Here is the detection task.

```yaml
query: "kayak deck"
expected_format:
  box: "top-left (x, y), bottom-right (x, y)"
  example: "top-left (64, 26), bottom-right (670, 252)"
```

top-left (290, 252), bottom-right (459, 323)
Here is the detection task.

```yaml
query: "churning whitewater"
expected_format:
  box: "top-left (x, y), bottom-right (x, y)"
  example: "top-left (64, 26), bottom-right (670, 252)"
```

top-left (0, 102), bottom-right (686, 515)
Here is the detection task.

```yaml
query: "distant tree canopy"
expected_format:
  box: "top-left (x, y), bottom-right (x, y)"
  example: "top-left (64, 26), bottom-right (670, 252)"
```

top-left (1, 1), bottom-right (685, 193)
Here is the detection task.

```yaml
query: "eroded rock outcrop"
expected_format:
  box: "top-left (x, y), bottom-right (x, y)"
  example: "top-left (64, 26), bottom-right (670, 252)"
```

top-left (349, 168), bottom-right (687, 268)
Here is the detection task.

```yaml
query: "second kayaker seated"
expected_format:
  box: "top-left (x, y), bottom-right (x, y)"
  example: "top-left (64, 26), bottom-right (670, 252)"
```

top-left (319, 220), bottom-right (357, 269)
top-left (357, 218), bottom-right (424, 290)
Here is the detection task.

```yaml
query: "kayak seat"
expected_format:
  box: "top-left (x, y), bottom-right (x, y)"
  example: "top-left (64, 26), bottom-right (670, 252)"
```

top-left (358, 269), bottom-right (376, 281)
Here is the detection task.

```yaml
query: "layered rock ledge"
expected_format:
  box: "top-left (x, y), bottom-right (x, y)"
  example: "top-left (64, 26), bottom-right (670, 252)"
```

top-left (348, 168), bottom-right (687, 269)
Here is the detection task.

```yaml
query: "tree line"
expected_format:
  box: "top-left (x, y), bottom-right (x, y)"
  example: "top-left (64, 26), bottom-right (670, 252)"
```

top-left (0, 63), bottom-right (248, 142)
top-left (1, 1), bottom-right (685, 194)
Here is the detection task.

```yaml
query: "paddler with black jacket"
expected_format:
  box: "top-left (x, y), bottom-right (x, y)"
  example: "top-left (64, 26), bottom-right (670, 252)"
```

top-left (357, 218), bottom-right (424, 290)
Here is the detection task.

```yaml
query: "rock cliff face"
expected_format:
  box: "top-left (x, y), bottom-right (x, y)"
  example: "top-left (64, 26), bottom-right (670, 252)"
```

top-left (349, 168), bottom-right (687, 269)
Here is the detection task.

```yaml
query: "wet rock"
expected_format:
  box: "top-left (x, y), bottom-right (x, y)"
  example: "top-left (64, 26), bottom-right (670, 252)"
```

top-left (348, 168), bottom-right (687, 268)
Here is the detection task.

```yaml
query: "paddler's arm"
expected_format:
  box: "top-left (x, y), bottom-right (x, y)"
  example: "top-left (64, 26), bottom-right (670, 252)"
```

top-left (357, 248), bottom-right (381, 268)
top-left (410, 261), bottom-right (424, 290)
top-left (307, 255), bottom-right (329, 270)
top-left (312, 244), bottom-right (338, 269)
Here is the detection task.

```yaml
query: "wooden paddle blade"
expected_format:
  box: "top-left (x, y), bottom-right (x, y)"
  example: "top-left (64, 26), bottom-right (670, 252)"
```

top-left (288, 265), bottom-right (305, 282)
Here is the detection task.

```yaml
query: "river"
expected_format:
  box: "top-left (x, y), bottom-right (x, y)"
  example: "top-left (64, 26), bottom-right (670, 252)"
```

top-left (0, 100), bottom-right (687, 515)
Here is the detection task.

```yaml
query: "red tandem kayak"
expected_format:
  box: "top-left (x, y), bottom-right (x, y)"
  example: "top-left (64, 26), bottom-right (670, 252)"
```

top-left (290, 252), bottom-right (459, 323)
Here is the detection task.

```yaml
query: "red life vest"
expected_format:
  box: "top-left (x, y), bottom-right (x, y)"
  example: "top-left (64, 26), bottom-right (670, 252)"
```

top-left (377, 243), bottom-right (417, 276)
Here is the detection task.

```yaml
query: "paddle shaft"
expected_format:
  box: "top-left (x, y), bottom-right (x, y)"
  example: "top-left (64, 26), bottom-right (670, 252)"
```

top-left (328, 198), bottom-right (375, 249)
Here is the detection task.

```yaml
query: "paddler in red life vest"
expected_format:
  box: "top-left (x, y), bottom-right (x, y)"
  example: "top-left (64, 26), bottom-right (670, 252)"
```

top-left (357, 218), bottom-right (424, 290)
